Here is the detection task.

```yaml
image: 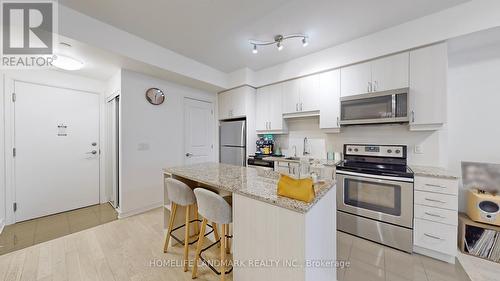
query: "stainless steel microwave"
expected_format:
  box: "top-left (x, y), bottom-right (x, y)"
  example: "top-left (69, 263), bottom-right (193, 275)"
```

top-left (340, 88), bottom-right (409, 125)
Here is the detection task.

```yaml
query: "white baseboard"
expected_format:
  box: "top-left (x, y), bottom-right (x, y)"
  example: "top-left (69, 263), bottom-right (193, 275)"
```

top-left (414, 245), bottom-right (456, 264)
top-left (0, 219), bottom-right (5, 234)
top-left (118, 202), bottom-right (163, 219)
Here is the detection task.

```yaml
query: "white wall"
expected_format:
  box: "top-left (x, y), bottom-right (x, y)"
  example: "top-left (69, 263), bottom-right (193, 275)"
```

top-left (447, 36), bottom-right (500, 211)
top-left (0, 70), bottom-right (105, 225)
top-left (119, 69), bottom-right (216, 217)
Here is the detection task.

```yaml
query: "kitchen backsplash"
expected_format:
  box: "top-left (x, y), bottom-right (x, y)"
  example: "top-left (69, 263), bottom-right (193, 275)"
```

top-left (269, 116), bottom-right (447, 166)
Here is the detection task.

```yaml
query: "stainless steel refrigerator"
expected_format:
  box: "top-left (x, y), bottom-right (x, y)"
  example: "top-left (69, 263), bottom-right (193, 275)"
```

top-left (219, 120), bottom-right (246, 166)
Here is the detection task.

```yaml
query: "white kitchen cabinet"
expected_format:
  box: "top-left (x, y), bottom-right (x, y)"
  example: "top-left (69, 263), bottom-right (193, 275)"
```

top-left (318, 69), bottom-right (341, 132)
top-left (298, 75), bottom-right (321, 112)
top-left (218, 86), bottom-right (249, 120)
top-left (341, 52), bottom-right (409, 97)
top-left (256, 84), bottom-right (286, 133)
top-left (282, 79), bottom-right (301, 114)
top-left (340, 62), bottom-right (372, 97)
top-left (409, 43), bottom-right (447, 131)
top-left (282, 75), bottom-right (321, 114)
top-left (413, 174), bottom-right (458, 264)
top-left (371, 52), bottom-right (409, 92)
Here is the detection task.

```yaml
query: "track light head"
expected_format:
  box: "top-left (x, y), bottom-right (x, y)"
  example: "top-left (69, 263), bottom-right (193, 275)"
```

top-left (302, 37), bottom-right (308, 47)
top-left (277, 42), bottom-right (283, 51)
top-left (252, 44), bottom-right (258, 54)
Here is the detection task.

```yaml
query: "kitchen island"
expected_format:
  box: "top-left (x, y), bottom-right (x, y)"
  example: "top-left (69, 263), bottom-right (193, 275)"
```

top-left (163, 163), bottom-right (337, 281)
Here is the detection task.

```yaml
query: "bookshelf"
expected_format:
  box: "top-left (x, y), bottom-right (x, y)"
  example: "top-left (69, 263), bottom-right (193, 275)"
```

top-left (458, 213), bottom-right (500, 263)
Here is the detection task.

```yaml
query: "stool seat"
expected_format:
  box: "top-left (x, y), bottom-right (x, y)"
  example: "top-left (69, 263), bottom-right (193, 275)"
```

top-left (194, 188), bottom-right (232, 225)
top-left (165, 178), bottom-right (196, 206)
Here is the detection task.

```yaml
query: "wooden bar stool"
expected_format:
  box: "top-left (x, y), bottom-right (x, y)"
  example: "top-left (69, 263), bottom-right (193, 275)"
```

top-left (163, 178), bottom-right (215, 272)
top-left (192, 188), bottom-right (233, 281)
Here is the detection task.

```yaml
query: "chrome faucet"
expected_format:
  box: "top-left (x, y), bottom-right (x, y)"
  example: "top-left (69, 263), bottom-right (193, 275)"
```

top-left (303, 137), bottom-right (310, 156)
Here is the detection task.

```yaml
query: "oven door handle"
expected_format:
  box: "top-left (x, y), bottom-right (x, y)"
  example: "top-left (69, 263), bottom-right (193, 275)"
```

top-left (336, 170), bottom-right (414, 183)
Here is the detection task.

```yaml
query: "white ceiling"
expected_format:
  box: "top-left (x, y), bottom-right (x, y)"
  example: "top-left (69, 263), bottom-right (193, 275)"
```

top-left (60, 0), bottom-right (469, 73)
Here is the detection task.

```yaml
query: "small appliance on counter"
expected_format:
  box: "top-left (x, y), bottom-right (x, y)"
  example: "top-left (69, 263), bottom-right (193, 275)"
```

top-left (256, 136), bottom-right (274, 156)
top-left (462, 162), bottom-right (500, 226)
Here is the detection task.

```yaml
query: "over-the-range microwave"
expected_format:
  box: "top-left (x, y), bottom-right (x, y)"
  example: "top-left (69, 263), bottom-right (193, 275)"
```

top-left (339, 88), bottom-right (409, 126)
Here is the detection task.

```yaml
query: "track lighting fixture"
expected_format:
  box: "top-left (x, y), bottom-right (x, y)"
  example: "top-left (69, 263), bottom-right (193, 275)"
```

top-left (249, 34), bottom-right (308, 53)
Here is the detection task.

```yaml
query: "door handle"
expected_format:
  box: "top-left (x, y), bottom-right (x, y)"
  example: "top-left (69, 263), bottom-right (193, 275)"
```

top-left (86, 150), bottom-right (97, 155)
top-left (185, 153), bottom-right (193, 157)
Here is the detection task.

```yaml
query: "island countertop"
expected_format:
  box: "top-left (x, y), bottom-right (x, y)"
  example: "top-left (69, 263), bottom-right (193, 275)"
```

top-left (164, 162), bottom-right (335, 214)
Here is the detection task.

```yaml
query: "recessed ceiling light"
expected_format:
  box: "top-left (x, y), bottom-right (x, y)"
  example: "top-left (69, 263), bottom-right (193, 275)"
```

top-left (52, 54), bottom-right (84, 71)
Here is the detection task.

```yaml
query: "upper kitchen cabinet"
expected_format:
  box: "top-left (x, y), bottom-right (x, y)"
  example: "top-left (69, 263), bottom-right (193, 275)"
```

top-left (218, 86), bottom-right (253, 120)
top-left (371, 52), bottom-right (409, 92)
top-left (341, 52), bottom-right (409, 97)
top-left (409, 43), bottom-right (447, 131)
top-left (340, 61), bottom-right (372, 97)
top-left (256, 84), bottom-right (286, 133)
top-left (319, 69), bottom-right (341, 132)
top-left (282, 75), bottom-right (321, 115)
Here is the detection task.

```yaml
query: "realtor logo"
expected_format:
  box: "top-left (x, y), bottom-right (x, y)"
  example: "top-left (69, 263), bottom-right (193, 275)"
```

top-left (1, 0), bottom-right (57, 68)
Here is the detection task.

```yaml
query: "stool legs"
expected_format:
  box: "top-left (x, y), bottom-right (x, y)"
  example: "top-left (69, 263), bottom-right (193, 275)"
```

top-left (163, 203), bottom-right (178, 253)
top-left (192, 218), bottom-right (208, 279)
top-left (212, 222), bottom-right (220, 245)
top-left (193, 204), bottom-right (199, 235)
top-left (183, 205), bottom-right (191, 272)
top-left (224, 224), bottom-right (231, 254)
top-left (220, 224), bottom-right (227, 281)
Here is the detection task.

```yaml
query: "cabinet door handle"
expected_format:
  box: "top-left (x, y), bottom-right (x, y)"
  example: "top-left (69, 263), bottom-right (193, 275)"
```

top-left (425, 183), bottom-right (446, 189)
top-left (373, 81), bottom-right (378, 91)
top-left (337, 117), bottom-right (340, 127)
top-left (424, 198), bottom-right (446, 204)
top-left (424, 212), bottom-right (445, 218)
top-left (424, 233), bottom-right (443, 240)
top-left (411, 111), bottom-right (415, 123)
top-left (367, 82), bottom-right (372, 92)
top-left (269, 121), bottom-right (271, 129)
top-left (300, 103), bottom-right (303, 111)
top-left (296, 103), bottom-right (299, 112)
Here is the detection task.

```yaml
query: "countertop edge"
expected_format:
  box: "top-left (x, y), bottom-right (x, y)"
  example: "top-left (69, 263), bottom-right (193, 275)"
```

top-left (163, 168), bottom-right (336, 214)
top-left (410, 165), bottom-right (459, 180)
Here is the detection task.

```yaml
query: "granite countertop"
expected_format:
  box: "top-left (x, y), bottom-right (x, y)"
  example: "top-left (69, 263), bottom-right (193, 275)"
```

top-left (164, 163), bottom-right (336, 214)
top-left (410, 165), bottom-right (458, 180)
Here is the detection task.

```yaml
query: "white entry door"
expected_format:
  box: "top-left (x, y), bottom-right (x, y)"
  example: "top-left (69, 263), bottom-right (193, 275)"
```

top-left (184, 98), bottom-right (214, 164)
top-left (14, 81), bottom-right (100, 222)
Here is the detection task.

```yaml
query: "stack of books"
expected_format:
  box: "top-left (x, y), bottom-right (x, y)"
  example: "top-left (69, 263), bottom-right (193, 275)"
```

top-left (465, 229), bottom-right (500, 262)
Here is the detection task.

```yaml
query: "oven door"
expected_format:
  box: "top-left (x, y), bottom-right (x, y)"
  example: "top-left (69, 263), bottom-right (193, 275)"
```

top-left (336, 170), bottom-right (413, 228)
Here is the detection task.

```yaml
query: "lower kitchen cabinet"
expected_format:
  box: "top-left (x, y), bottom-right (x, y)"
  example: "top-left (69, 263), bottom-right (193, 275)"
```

top-left (413, 175), bottom-right (458, 263)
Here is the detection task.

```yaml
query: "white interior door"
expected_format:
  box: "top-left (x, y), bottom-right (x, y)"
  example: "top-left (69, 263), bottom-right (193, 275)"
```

top-left (184, 98), bottom-right (214, 164)
top-left (14, 81), bottom-right (100, 222)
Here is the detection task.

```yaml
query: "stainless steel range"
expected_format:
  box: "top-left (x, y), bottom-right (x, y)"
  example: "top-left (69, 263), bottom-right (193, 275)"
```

top-left (336, 144), bottom-right (414, 252)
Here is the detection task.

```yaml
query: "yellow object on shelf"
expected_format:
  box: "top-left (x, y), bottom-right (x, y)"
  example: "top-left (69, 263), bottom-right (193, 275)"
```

top-left (277, 174), bottom-right (315, 203)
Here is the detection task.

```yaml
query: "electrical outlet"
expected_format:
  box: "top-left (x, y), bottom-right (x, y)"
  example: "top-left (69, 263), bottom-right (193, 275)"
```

top-left (414, 145), bottom-right (423, 154)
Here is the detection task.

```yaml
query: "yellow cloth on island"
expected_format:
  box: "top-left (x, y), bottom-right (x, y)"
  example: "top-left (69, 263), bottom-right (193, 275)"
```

top-left (277, 174), bottom-right (315, 203)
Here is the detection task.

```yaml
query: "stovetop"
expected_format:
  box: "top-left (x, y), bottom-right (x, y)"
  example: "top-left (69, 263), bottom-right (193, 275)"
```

top-left (336, 160), bottom-right (414, 178)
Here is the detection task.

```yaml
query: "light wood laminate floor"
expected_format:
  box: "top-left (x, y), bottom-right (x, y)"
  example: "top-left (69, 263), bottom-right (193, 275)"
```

top-left (0, 207), bottom-right (477, 281)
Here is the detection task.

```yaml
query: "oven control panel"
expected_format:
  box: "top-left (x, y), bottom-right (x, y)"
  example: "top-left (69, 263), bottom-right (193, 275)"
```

top-left (345, 144), bottom-right (405, 158)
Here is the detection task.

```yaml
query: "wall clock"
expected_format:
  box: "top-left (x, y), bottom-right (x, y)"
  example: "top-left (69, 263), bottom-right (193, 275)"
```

top-left (145, 88), bottom-right (165, 105)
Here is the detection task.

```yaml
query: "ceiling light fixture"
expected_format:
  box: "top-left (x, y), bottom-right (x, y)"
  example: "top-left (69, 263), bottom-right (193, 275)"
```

top-left (249, 34), bottom-right (308, 54)
top-left (52, 54), bottom-right (84, 71)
